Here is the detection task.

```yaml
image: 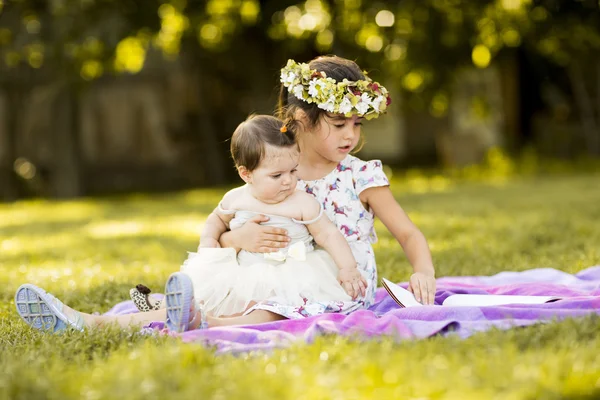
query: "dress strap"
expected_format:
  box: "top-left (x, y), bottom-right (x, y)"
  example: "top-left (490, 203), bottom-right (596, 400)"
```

top-left (216, 202), bottom-right (236, 215)
top-left (292, 205), bottom-right (324, 225)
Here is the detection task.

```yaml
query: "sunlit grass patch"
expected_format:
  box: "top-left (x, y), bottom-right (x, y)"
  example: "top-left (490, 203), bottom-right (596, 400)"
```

top-left (1, 173), bottom-right (599, 398)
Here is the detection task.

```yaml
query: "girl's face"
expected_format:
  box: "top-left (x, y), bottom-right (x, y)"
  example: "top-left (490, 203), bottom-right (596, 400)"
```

top-left (305, 114), bottom-right (363, 164)
top-left (242, 145), bottom-right (300, 204)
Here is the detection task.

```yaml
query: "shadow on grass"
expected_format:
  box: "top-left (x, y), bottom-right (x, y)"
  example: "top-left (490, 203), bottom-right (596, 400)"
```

top-left (0, 189), bottom-right (226, 229)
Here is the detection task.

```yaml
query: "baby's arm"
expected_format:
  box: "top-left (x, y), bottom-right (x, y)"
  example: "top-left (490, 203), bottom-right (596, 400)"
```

top-left (199, 213), bottom-right (231, 248)
top-left (299, 194), bottom-right (367, 299)
top-left (360, 186), bottom-right (436, 304)
top-left (198, 191), bottom-right (237, 249)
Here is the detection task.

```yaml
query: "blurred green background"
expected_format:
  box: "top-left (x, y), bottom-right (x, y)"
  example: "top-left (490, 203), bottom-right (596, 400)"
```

top-left (0, 0), bottom-right (599, 200)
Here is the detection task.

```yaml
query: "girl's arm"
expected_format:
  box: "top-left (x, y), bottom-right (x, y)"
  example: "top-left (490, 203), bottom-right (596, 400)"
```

top-left (301, 197), bottom-right (367, 299)
top-left (361, 186), bottom-right (436, 304)
top-left (217, 183), bottom-right (290, 252)
top-left (219, 217), bottom-right (290, 253)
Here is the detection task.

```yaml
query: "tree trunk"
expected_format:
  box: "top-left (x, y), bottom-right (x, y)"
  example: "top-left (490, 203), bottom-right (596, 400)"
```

top-left (498, 51), bottom-right (520, 151)
top-left (597, 59), bottom-right (600, 145)
top-left (0, 89), bottom-right (18, 201)
top-left (197, 108), bottom-right (227, 185)
top-left (569, 61), bottom-right (600, 156)
top-left (193, 61), bottom-right (227, 185)
top-left (50, 85), bottom-right (81, 198)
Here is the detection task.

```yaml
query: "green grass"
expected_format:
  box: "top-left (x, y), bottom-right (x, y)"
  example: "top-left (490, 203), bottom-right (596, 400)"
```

top-left (1, 172), bottom-right (600, 399)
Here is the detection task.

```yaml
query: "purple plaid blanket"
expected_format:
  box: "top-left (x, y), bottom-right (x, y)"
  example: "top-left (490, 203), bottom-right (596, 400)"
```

top-left (105, 266), bottom-right (600, 354)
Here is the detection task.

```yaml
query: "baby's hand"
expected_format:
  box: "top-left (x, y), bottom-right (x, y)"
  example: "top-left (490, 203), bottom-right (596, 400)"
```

top-left (338, 267), bottom-right (368, 300)
top-left (408, 272), bottom-right (436, 305)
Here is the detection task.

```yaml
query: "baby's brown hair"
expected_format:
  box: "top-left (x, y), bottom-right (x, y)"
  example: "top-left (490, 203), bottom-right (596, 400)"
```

top-left (231, 115), bottom-right (297, 172)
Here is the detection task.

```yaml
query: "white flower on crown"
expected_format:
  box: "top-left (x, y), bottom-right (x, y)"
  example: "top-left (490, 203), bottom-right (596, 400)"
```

top-left (361, 92), bottom-right (373, 105)
top-left (355, 93), bottom-right (373, 115)
top-left (317, 95), bottom-right (336, 112)
top-left (293, 85), bottom-right (304, 99)
top-left (281, 71), bottom-right (296, 86)
top-left (338, 97), bottom-right (353, 114)
top-left (308, 78), bottom-right (323, 97)
top-left (371, 95), bottom-right (385, 112)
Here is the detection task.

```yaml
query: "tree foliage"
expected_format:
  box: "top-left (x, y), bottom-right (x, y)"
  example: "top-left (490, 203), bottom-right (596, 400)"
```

top-left (1, 0), bottom-right (599, 153)
top-left (0, 1), bottom-right (596, 72)
top-left (1, 0), bottom-right (599, 85)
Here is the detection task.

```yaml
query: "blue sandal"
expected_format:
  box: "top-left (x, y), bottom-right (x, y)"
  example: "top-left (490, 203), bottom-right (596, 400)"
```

top-left (164, 272), bottom-right (207, 333)
top-left (15, 284), bottom-right (85, 333)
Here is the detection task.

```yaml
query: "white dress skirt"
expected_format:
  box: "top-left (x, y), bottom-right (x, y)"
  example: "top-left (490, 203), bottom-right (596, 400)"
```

top-left (180, 210), bottom-right (351, 317)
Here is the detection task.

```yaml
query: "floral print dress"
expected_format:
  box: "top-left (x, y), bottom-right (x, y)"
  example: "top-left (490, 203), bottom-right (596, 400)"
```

top-left (250, 155), bottom-right (390, 319)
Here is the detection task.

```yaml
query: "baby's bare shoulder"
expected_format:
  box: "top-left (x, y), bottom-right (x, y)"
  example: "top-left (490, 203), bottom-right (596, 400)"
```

top-left (288, 190), bottom-right (317, 205)
top-left (289, 190), bottom-right (321, 221)
top-left (220, 185), bottom-right (247, 210)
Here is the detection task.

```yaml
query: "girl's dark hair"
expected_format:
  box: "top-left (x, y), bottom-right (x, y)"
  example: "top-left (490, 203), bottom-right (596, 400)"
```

top-left (277, 55), bottom-right (365, 131)
top-left (231, 114), bottom-right (297, 171)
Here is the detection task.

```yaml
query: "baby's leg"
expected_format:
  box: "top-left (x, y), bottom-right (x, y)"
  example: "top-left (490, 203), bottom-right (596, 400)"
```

top-left (93, 309), bottom-right (166, 329)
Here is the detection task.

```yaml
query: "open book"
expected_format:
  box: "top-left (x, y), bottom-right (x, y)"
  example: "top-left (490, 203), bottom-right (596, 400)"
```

top-left (381, 278), bottom-right (562, 307)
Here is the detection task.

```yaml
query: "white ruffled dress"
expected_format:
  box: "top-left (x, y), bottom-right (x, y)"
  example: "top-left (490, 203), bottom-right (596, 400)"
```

top-left (180, 208), bottom-right (351, 317)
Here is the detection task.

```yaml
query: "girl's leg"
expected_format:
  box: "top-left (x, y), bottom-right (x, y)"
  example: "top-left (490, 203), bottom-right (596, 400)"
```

top-left (186, 303), bottom-right (285, 330)
top-left (47, 302), bottom-right (167, 329)
top-left (15, 283), bottom-right (166, 332)
top-left (206, 310), bottom-right (286, 328)
top-left (62, 301), bottom-right (166, 329)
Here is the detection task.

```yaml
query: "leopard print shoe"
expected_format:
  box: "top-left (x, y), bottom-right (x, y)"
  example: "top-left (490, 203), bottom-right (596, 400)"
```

top-left (129, 284), bottom-right (163, 312)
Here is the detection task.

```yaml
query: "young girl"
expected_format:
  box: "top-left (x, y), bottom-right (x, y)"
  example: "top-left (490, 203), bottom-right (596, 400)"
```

top-left (14, 115), bottom-right (367, 333)
top-left (212, 56), bottom-right (437, 324)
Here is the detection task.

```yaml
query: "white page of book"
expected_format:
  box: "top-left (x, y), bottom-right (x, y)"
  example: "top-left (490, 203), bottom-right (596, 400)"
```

top-left (382, 278), bottom-right (561, 308)
top-left (442, 294), bottom-right (560, 307)
top-left (381, 278), bottom-right (422, 307)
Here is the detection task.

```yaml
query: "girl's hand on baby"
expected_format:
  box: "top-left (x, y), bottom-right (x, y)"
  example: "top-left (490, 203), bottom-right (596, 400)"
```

top-left (338, 267), bottom-right (367, 300)
top-left (236, 214), bottom-right (290, 253)
top-left (408, 272), bottom-right (436, 305)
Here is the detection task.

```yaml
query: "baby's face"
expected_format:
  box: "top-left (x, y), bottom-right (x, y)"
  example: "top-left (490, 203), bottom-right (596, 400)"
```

top-left (250, 145), bottom-right (299, 204)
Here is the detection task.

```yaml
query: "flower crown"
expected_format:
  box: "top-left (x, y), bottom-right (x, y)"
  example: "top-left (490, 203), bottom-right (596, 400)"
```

top-left (280, 59), bottom-right (392, 120)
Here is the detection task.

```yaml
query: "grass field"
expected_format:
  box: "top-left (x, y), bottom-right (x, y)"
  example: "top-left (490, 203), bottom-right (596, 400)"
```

top-left (1, 170), bottom-right (600, 399)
